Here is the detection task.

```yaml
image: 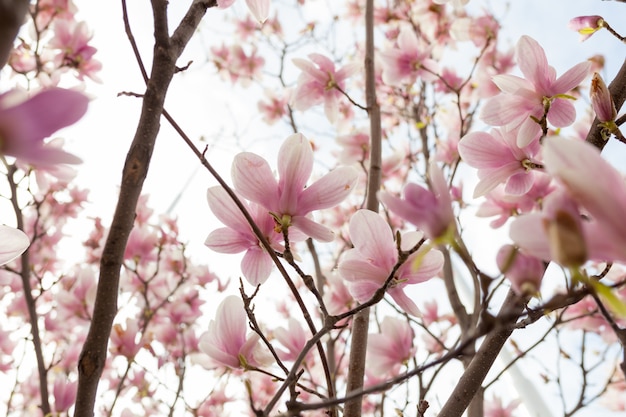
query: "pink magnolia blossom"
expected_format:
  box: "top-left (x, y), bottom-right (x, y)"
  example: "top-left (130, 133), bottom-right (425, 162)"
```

top-left (366, 316), bottom-right (415, 376)
top-left (49, 19), bottom-right (102, 82)
top-left (379, 26), bottom-right (438, 86)
top-left (484, 395), bottom-right (521, 417)
top-left (199, 295), bottom-right (267, 369)
top-left (0, 225), bottom-right (29, 265)
top-left (52, 374), bottom-right (77, 413)
top-left (338, 210), bottom-right (444, 316)
top-left (205, 186), bottom-right (284, 286)
top-left (459, 127), bottom-right (541, 197)
top-left (232, 133), bottom-right (359, 242)
top-left (378, 162), bottom-right (455, 241)
top-left (569, 15), bottom-right (604, 42)
top-left (0, 87), bottom-right (88, 166)
top-left (291, 54), bottom-right (359, 124)
top-left (273, 318), bottom-right (308, 362)
top-left (480, 35), bottom-right (591, 147)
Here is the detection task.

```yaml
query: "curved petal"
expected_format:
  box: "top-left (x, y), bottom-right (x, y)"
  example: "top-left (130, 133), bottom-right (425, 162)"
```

top-left (245, 0), bottom-right (269, 23)
top-left (547, 98), bottom-right (576, 127)
top-left (509, 213), bottom-right (552, 261)
top-left (290, 215), bottom-right (334, 242)
top-left (504, 171), bottom-right (535, 196)
top-left (277, 133), bottom-right (313, 212)
top-left (458, 131), bottom-right (514, 169)
top-left (398, 247), bottom-right (444, 284)
top-left (205, 228), bottom-right (253, 254)
top-left (207, 187), bottom-right (251, 232)
top-left (241, 247), bottom-right (273, 286)
top-left (348, 210), bottom-right (396, 270)
top-left (0, 225), bottom-right (29, 265)
top-left (551, 61), bottom-right (591, 94)
top-left (516, 35), bottom-right (551, 92)
top-left (388, 289), bottom-right (421, 317)
top-left (232, 152), bottom-right (279, 210)
top-left (298, 166), bottom-right (359, 213)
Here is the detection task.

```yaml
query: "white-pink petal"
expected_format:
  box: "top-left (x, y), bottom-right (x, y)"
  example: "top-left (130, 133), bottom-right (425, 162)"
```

top-left (232, 151), bottom-right (279, 210)
top-left (0, 225), bottom-right (29, 265)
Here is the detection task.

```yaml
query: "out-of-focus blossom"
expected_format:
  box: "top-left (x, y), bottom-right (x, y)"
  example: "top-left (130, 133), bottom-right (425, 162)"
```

top-left (257, 90), bottom-right (289, 125)
top-left (366, 316), bottom-right (415, 376)
top-left (569, 15), bottom-right (604, 42)
top-left (199, 296), bottom-right (268, 369)
top-left (49, 20), bottom-right (102, 82)
top-left (480, 35), bottom-right (590, 147)
top-left (217, 0), bottom-right (270, 23)
top-left (0, 225), bottom-right (30, 265)
top-left (338, 210), bottom-right (444, 316)
top-left (291, 54), bottom-right (359, 124)
top-left (379, 26), bottom-right (438, 86)
top-left (52, 374), bottom-right (77, 413)
top-left (0, 87), bottom-right (88, 166)
top-left (496, 244), bottom-right (545, 296)
top-left (232, 133), bottom-right (358, 242)
top-left (379, 162), bottom-right (455, 241)
top-left (484, 395), bottom-right (521, 417)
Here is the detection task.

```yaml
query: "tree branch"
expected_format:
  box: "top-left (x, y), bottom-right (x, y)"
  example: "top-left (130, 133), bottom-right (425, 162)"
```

top-left (0, 0), bottom-right (29, 69)
top-left (73, 2), bottom-right (213, 416)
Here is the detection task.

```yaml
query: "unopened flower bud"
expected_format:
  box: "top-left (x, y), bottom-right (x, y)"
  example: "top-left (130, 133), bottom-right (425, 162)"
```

top-left (590, 72), bottom-right (616, 123)
top-left (569, 15), bottom-right (604, 41)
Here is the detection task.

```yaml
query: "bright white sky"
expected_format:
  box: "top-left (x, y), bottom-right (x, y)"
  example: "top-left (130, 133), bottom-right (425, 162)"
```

top-left (44, 1), bottom-right (626, 416)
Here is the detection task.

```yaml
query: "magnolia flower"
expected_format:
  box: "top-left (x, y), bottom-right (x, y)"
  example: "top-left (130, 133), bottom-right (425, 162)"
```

top-left (379, 26), bottom-right (438, 86)
top-left (459, 126), bottom-right (541, 197)
top-left (338, 210), bottom-right (444, 316)
top-left (205, 186), bottom-right (285, 286)
top-left (366, 316), bottom-right (415, 376)
top-left (0, 225), bottom-right (30, 265)
top-left (199, 296), bottom-right (267, 369)
top-left (496, 244), bottom-right (545, 296)
top-left (0, 87), bottom-right (88, 166)
top-left (480, 35), bottom-right (591, 147)
top-left (378, 162), bottom-right (455, 241)
top-left (291, 54), bottom-right (359, 124)
top-left (232, 133), bottom-right (358, 242)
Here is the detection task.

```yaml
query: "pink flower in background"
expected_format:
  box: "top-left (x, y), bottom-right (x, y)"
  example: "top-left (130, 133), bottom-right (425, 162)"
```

top-left (291, 54), bottom-right (359, 124)
top-left (218, 0), bottom-right (270, 23)
top-left (199, 296), bottom-right (267, 369)
top-left (273, 318), bottom-right (308, 362)
top-left (52, 374), bottom-right (77, 413)
top-left (366, 316), bottom-right (415, 376)
top-left (205, 186), bottom-right (284, 286)
top-left (480, 35), bottom-right (590, 147)
top-left (379, 162), bottom-right (455, 241)
top-left (484, 395), bottom-right (520, 417)
top-left (0, 225), bottom-right (29, 265)
top-left (49, 19), bottom-right (102, 81)
top-left (232, 133), bottom-right (358, 242)
top-left (459, 127), bottom-right (541, 197)
top-left (379, 26), bottom-right (438, 86)
top-left (0, 87), bottom-right (88, 166)
top-left (338, 210), bottom-right (444, 316)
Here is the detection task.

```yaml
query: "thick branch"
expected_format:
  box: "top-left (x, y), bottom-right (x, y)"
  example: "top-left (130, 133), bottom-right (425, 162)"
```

top-left (0, 0), bottom-right (28, 69)
top-left (73, 2), bottom-right (212, 416)
top-left (343, 0), bottom-right (381, 416)
top-left (438, 289), bottom-right (526, 417)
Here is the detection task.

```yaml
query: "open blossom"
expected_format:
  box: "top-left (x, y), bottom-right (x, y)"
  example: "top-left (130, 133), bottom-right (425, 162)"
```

top-left (379, 26), bottom-right (438, 86)
top-left (480, 35), bottom-right (591, 147)
top-left (459, 126), bottom-right (541, 197)
top-left (49, 19), bottom-right (102, 82)
top-left (0, 225), bottom-right (30, 265)
top-left (338, 210), bottom-right (444, 316)
top-left (0, 87), bottom-right (88, 166)
top-left (232, 133), bottom-right (358, 242)
top-left (291, 54), bottom-right (359, 124)
top-left (366, 316), bottom-right (415, 376)
top-left (199, 296), bottom-right (267, 369)
top-left (205, 186), bottom-right (284, 286)
top-left (379, 162), bottom-right (455, 241)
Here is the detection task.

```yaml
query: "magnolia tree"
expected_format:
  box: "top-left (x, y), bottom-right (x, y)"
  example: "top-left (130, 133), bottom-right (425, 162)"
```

top-left (1, 0), bottom-right (626, 416)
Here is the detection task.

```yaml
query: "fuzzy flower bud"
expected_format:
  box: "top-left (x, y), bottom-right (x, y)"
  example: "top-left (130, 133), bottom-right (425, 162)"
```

top-left (591, 73), bottom-right (616, 122)
top-left (569, 15), bottom-right (604, 42)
